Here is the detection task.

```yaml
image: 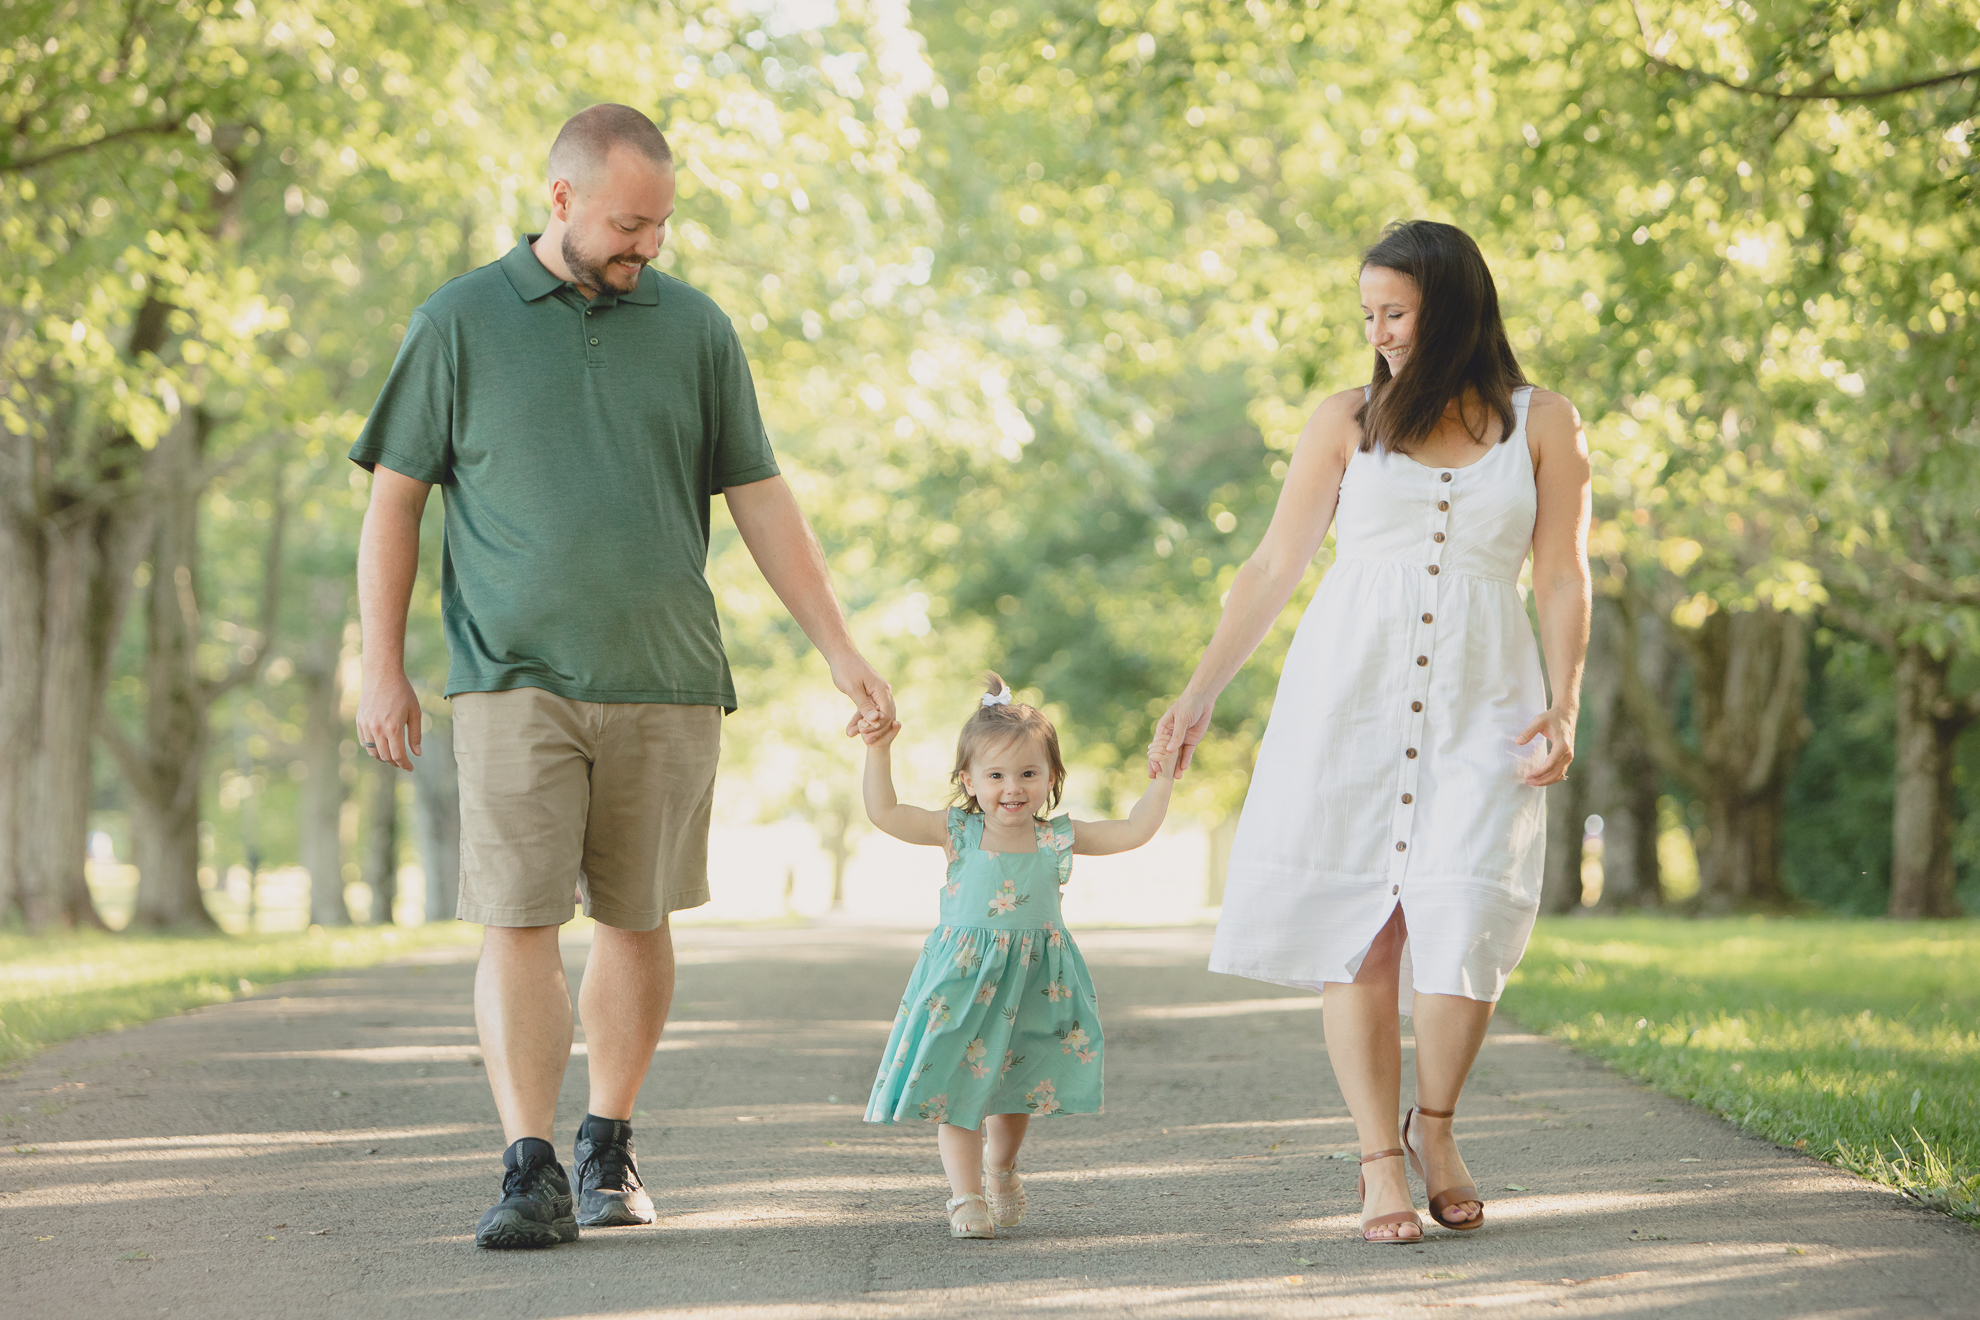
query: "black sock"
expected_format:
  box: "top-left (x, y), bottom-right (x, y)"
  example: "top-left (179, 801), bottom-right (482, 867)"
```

top-left (504, 1136), bottom-right (557, 1170)
top-left (578, 1113), bottom-right (634, 1146)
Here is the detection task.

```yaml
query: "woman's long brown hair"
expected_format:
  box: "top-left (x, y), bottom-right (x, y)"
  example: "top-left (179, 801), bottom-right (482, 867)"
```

top-left (1353, 221), bottom-right (1529, 455)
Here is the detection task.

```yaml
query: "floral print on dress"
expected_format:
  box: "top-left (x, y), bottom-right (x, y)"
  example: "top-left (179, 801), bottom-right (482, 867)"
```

top-left (862, 809), bottom-right (1102, 1129)
top-left (988, 877), bottom-right (1028, 916)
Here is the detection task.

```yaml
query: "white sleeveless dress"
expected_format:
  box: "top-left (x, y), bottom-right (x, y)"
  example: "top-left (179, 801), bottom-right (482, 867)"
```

top-left (1209, 386), bottom-right (1548, 1011)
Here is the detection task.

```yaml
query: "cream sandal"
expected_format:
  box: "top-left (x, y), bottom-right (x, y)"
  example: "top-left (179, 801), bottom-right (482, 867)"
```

top-left (947, 1192), bottom-right (995, 1239)
top-left (984, 1161), bottom-right (1027, 1227)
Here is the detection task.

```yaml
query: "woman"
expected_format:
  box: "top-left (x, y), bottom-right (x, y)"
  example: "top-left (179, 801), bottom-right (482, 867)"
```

top-left (1153, 221), bottom-right (1591, 1243)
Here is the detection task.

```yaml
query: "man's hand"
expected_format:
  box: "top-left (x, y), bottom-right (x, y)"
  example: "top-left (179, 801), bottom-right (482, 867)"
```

top-left (832, 655), bottom-right (896, 743)
top-left (357, 668), bottom-right (423, 771)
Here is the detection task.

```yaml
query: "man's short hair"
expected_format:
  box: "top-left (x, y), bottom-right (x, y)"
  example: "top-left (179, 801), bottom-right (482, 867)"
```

top-left (547, 104), bottom-right (673, 187)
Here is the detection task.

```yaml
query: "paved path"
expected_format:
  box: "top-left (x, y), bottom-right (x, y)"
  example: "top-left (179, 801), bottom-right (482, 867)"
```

top-left (3, 926), bottom-right (1975, 1318)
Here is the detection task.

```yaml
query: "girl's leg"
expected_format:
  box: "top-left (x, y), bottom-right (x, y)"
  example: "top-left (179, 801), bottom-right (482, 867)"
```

top-left (982, 1112), bottom-right (1029, 1172)
top-left (1320, 907), bottom-right (1421, 1241)
top-left (1407, 990), bottom-right (1496, 1224)
top-left (937, 1122), bottom-right (985, 1199)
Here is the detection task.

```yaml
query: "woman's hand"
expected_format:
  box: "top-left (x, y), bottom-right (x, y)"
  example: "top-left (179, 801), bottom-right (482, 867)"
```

top-left (1517, 706), bottom-right (1577, 786)
top-left (1149, 689), bottom-right (1217, 778)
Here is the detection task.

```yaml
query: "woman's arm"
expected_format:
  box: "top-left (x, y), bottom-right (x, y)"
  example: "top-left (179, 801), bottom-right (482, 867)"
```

top-left (862, 722), bottom-right (951, 846)
top-left (1518, 390), bottom-right (1593, 785)
top-left (1150, 388), bottom-right (1361, 775)
top-left (1073, 746), bottom-right (1180, 855)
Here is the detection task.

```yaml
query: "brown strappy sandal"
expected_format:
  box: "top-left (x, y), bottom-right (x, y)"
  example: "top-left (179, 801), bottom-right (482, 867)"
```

top-left (1355, 1149), bottom-right (1423, 1243)
top-left (1403, 1105), bottom-right (1484, 1231)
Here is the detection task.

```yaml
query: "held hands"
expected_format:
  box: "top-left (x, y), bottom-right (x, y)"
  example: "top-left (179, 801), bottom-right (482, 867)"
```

top-left (356, 669), bottom-right (423, 771)
top-left (832, 655), bottom-right (897, 744)
top-left (1517, 705), bottom-right (1577, 786)
top-left (1148, 690), bottom-right (1216, 779)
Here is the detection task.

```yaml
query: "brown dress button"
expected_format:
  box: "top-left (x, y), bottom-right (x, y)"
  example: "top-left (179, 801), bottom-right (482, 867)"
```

top-left (1427, 565), bottom-right (1440, 575)
top-left (1391, 884), bottom-right (1400, 894)
top-left (1416, 655), bottom-right (1428, 666)
top-left (1422, 613), bottom-right (1433, 623)
top-left (1401, 793), bottom-right (1413, 804)
top-left (1438, 500), bottom-right (1449, 511)
top-left (1434, 532), bottom-right (1446, 543)
top-left (1396, 841), bottom-right (1407, 852)
top-left (1411, 701), bottom-right (1423, 712)
top-left (1441, 472), bottom-right (1452, 482)
top-left (1406, 748), bottom-right (1418, 758)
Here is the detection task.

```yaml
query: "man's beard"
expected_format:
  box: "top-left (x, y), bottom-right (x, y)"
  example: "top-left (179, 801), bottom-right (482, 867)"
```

top-left (561, 232), bottom-right (642, 294)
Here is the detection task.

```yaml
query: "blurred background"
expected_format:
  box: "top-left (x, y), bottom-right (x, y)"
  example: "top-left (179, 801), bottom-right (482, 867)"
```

top-left (3, 0), bottom-right (1976, 937)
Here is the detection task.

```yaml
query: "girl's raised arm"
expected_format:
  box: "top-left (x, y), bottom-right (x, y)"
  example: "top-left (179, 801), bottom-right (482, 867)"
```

top-left (1072, 746), bottom-right (1180, 856)
top-left (863, 722), bottom-right (951, 847)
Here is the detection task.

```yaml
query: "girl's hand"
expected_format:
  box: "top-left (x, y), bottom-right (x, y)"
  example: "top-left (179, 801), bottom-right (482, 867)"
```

top-left (1149, 690), bottom-right (1216, 778)
top-left (1517, 706), bottom-right (1576, 786)
top-left (867, 719), bottom-right (903, 751)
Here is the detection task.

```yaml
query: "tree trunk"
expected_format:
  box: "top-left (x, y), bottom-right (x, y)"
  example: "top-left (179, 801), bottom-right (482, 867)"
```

top-left (16, 512), bottom-right (141, 930)
top-left (297, 614), bottom-right (350, 927)
top-left (412, 710), bottom-right (460, 923)
top-left (1620, 600), bottom-right (1810, 912)
top-left (364, 763), bottom-right (401, 925)
top-left (0, 506), bottom-right (38, 925)
top-left (1204, 812), bottom-right (1237, 907)
top-left (121, 417), bottom-right (217, 929)
top-left (1888, 642), bottom-right (1972, 920)
top-left (1585, 597), bottom-right (1663, 908)
top-left (1539, 770), bottom-right (1585, 913)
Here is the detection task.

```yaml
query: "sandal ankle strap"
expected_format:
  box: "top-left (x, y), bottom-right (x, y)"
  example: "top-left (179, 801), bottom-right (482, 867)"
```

top-left (1358, 1147), bottom-right (1406, 1165)
top-left (1413, 1105), bottom-right (1456, 1119)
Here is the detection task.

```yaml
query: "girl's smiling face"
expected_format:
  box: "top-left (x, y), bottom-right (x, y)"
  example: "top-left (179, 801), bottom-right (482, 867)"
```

top-left (1360, 264), bottom-right (1419, 373)
top-left (960, 734), bottom-right (1051, 824)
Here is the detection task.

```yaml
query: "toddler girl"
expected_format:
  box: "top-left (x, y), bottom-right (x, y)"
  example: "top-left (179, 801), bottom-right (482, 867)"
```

top-left (861, 673), bottom-right (1178, 1238)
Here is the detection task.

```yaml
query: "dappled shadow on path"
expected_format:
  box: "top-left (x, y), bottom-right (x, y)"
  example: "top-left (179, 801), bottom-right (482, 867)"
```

top-left (1, 926), bottom-right (1972, 1319)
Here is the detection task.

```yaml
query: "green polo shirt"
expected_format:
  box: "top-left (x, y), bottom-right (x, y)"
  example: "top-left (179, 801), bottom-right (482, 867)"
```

top-left (350, 237), bottom-right (779, 708)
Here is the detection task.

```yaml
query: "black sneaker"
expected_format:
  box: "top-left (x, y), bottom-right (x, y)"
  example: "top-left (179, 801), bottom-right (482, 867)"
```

top-left (573, 1114), bottom-right (655, 1227)
top-left (474, 1138), bottom-right (579, 1249)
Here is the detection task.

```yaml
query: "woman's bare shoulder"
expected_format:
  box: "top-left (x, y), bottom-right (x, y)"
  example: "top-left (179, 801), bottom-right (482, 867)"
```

top-left (1525, 388), bottom-right (1583, 428)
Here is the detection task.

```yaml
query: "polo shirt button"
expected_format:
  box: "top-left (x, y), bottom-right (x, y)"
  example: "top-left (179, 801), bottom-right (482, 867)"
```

top-left (1434, 532), bottom-right (1446, 543)
top-left (1438, 500), bottom-right (1449, 511)
top-left (1406, 748), bottom-right (1418, 759)
top-left (1401, 793), bottom-right (1413, 804)
top-left (1411, 701), bottom-right (1423, 712)
top-left (589, 337), bottom-right (600, 345)
top-left (1416, 655), bottom-right (1428, 666)
top-left (1395, 842), bottom-right (1406, 852)
top-left (1441, 472), bottom-right (1452, 482)
top-left (1427, 565), bottom-right (1440, 575)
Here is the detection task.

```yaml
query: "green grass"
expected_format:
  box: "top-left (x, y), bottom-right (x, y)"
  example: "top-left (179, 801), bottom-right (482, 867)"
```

top-left (1505, 916), bottom-right (1980, 1223)
top-left (0, 922), bottom-right (480, 1068)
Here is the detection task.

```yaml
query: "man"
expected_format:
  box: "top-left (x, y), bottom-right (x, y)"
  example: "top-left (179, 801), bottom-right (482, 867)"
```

top-left (351, 104), bottom-right (892, 1249)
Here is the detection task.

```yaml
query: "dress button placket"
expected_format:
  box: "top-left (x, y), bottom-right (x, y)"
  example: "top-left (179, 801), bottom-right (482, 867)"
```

top-left (1387, 468), bottom-right (1451, 902)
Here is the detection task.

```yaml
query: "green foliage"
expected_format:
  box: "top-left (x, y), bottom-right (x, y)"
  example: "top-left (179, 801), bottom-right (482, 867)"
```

top-left (1507, 917), bottom-right (1980, 1223)
top-left (0, 921), bottom-right (478, 1065)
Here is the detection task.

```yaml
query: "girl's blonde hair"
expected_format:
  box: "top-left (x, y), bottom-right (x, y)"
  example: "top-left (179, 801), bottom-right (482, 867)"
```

top-left (949, 671), bottom-right (1066, 815)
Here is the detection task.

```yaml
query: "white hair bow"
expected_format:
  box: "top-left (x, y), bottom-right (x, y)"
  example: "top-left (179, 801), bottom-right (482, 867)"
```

top-left (981, 685), bottom-right (1014, 708)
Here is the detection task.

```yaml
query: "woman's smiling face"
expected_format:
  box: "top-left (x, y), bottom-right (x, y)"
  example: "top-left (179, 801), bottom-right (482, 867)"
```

top-left (1360, 264), bottom-right (1420, 373)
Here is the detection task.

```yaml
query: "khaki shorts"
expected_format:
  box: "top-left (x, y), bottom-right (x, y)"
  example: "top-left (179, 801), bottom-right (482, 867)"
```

top-left (452, 688), bottom-right (722, 930)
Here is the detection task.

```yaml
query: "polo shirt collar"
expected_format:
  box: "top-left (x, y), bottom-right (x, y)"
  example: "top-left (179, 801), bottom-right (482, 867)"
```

top-left (502, 235), bottom-right (662, 306)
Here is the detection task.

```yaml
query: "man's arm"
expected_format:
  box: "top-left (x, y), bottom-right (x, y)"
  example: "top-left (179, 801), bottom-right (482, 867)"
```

top-left (355, 466), bottom-right (432, 770)
top-left (723, 474), bottom-right (894, 738)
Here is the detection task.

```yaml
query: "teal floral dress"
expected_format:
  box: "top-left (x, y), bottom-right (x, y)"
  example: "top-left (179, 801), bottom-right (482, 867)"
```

top-left (864, 809), bottom-right (1104, 1130)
